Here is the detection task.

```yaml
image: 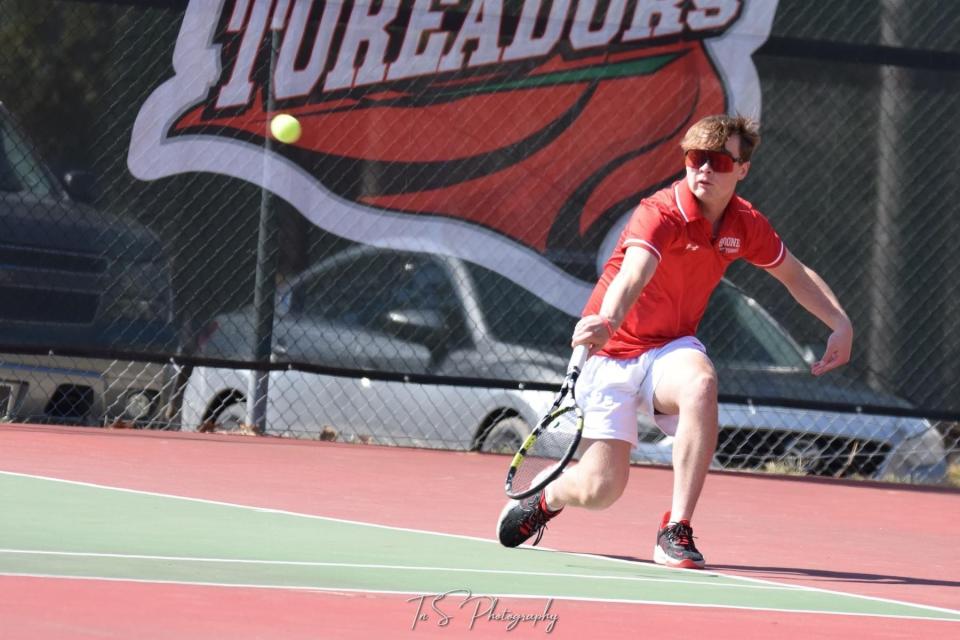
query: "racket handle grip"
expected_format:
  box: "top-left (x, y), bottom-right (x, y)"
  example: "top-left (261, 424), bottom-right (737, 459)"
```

top-left (569, 344), bottom-right (589, 372)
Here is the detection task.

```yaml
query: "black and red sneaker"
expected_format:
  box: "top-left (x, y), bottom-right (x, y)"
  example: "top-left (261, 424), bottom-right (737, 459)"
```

top-left (653, 511), bottom-right (705, 569)
top-left (496, 490), bottom-right (562, 547)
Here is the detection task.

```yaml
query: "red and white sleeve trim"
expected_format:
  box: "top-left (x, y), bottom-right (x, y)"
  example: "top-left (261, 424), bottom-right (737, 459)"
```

top-left (623, 238), bottom-right (662, 261)
top-left (754, 241), bottom-right (786, 269)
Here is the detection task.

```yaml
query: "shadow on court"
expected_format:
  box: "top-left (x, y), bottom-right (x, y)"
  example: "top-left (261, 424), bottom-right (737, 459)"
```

top-left (596, 554), bottom-right (960, 589)
top-left (707, 565), bottom-right (960, 589)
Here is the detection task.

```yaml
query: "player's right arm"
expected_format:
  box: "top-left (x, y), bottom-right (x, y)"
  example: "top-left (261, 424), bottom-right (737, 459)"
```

top-left (573, 246), bottom-right (658, 354)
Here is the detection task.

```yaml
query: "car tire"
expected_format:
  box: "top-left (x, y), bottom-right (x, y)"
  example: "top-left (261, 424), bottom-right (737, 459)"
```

top-left (480, 416), bottom-right (531, 454)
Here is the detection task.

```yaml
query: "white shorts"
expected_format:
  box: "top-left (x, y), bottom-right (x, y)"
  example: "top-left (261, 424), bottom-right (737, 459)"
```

top-left (575, 336), bottom-right (707, 447)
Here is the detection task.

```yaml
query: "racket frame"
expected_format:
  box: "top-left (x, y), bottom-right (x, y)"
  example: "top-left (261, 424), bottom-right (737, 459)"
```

top-left (504, 345), bottom-right (589, 500)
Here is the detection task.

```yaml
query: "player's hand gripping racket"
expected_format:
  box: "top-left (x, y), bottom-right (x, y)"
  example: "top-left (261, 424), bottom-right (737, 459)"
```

top-left (504, 344), bottom-right (589, 499)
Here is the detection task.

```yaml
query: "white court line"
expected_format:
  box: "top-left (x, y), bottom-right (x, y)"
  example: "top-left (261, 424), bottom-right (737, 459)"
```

top-left (0, 549), bottom-right (803, 591)
top-left (1, 571), bottom-right (959, 623)
top-left (2, 469), bottom-right (959, 620)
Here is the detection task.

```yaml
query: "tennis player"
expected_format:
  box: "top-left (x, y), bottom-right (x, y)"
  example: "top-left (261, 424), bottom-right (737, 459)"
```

top-left (497, 114), bottom-right (853, 568)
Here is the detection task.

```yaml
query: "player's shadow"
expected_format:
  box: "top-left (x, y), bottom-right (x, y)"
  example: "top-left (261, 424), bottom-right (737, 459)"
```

top-left (600, 554), bottom-right (960, 589)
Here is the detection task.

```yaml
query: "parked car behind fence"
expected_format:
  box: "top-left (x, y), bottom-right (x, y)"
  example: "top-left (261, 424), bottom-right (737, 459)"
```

top-left (182, 245), bottom-right (946, 483)
top-left (0, 101), bottom-right (177, 426)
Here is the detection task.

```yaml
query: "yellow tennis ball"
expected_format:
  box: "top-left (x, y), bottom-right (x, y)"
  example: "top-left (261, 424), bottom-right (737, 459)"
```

top-left (270, 113), bottom-right (301, 144)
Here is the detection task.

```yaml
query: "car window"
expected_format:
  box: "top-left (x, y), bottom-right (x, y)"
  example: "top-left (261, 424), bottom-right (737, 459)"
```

top-left (297, 255), bottom-right (392, 327)
top-left (0, 117), bottom-right (58, 198)
top-left (465, 262), bottom-right (576, 351)
top-left (295, 252), bottom-right (467, 338)
top-left (393, 258), bottom-right (462, 317)
top-left (698, 283), bottom-right (808, 369)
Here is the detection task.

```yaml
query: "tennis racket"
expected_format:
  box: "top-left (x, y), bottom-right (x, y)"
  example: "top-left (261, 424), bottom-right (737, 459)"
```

top-left (504, 344), bottom-right (589, 499)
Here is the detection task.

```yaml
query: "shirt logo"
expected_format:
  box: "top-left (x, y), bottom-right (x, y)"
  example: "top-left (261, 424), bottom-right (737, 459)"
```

top-left (717, 236), bottom-right (742, 254)
top-left (685, 242), bottom-right (701, 252)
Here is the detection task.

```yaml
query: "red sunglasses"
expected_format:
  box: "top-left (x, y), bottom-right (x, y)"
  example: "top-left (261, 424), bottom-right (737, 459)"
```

top-left (684, 149), bottom-right (743, 173)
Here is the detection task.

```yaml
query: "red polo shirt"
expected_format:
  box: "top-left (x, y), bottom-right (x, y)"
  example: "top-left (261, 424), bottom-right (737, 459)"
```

top-left (584, 180), bottom-right (786, 359)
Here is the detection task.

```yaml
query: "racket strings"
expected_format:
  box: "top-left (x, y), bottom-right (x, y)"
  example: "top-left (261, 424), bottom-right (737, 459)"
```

top-left (512, 407), bottom-right (580, 494)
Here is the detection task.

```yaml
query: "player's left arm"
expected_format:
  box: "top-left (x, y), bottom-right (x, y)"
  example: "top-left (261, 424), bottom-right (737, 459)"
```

top-left (767, 250), bottom-right (853, 376)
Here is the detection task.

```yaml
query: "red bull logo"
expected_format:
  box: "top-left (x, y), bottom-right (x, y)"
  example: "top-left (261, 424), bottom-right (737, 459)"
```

top-left (130, 0), bottom-right (776, 314)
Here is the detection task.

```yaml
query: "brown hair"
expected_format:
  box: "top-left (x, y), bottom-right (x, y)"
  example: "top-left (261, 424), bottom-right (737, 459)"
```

top-left (680, 114), bottom-right (760, 162)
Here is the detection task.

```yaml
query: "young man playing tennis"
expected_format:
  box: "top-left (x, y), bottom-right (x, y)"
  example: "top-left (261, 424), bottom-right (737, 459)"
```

top-left (497, 114), bottom-right (853, 568)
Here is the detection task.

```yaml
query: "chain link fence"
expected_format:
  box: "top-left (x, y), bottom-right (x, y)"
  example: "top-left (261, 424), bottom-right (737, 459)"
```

top-left (0, 0), bottom-right (957, 484)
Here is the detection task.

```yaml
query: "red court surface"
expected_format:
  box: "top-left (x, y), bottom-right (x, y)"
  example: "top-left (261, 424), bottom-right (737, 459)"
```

top-left (0, 424), bottom-right (958, 639)
top-left (4, 576), bottom-right (956, 640)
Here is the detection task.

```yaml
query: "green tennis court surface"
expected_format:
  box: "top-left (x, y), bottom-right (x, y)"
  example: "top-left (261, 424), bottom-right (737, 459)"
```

top-left (1, 471), bottom-right (958, 622)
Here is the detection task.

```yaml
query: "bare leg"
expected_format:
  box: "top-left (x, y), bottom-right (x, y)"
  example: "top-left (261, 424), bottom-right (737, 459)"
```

top-left (544, 439), bottom-right (633, 511)
top-left (652, 350), bottom-right (719, 522)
